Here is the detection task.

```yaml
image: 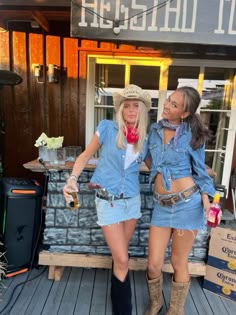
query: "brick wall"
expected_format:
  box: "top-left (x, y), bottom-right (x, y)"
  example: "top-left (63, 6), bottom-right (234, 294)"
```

top-left (43, 170), bottom-right (209, 262)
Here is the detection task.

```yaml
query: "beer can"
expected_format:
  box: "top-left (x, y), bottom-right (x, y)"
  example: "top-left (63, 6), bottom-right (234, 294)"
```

top-left (69, 191), bottom-right (80, 209)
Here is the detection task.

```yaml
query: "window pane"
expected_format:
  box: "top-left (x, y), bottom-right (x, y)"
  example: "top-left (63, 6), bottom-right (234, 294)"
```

top-left (200, 68), bottom-right (232, 186)
top-left (106, 64), bottom-right (125, 88)
top-left (94, 64), bottom-right (125, 127)
top-left (130, 65), bottom-right (160, 90)
top-left (130, 66), bottom-right (160, 124)
top-left (204, 111), bottom-right (230, 185)
top-left (202, 112), bottom-right (229, 150)
top-left (168, 66), bottom-right (200, 91)
top-left (201, 68), bottom-right (231, 110)
top-left (205, 151), bottom-right (225, 186)
top-left (95, 64), bottom-right (125, 97)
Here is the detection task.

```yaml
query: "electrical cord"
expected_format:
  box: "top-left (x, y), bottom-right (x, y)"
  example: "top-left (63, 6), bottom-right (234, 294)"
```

top-left (0, 167), bottom-right (49, 315)
top-left (0, 266), bottom-right (47, 315)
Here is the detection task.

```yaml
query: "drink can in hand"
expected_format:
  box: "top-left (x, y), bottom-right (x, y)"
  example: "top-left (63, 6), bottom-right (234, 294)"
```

top-left (69, 191), bottom-right (80, 209)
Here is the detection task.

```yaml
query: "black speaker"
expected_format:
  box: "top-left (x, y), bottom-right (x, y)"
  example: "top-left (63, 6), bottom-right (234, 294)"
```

top-left (0, 177), bottom-right (43, 276)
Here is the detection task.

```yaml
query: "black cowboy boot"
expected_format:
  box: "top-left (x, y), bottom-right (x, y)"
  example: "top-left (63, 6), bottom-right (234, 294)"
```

top-left (110, 272), bottom-right (132, 315)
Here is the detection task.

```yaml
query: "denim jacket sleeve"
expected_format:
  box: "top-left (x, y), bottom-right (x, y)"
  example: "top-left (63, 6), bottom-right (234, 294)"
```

top-left (189, 144), bottom-right (215, 197)
top-left (96, 120), bottom-right (111, 145)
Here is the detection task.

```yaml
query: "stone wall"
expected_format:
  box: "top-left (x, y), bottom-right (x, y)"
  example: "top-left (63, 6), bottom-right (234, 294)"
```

top-left (43, 170), bottom-right (210, 262)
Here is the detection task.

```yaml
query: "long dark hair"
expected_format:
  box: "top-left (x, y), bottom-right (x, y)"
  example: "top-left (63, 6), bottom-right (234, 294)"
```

top-left (177, 86), bottom-right (211, 149)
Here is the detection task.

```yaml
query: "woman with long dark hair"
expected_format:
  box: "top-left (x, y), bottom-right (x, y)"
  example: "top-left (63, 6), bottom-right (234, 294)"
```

top-left (145, 86), bottom-right (216, 315)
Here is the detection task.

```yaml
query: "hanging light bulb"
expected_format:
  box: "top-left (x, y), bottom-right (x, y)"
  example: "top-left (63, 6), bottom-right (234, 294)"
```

top-left (113, 19), bottom-right (120, 35)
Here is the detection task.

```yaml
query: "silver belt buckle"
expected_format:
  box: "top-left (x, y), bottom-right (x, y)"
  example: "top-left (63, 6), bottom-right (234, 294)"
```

top-left (97, 188), bottom-right (108, 198)
top-left (159, 198), bottom-right (165, 206)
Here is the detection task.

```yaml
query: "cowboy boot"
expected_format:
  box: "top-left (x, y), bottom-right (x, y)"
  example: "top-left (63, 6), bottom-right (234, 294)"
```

top-left (111, 272), bottom-right (132, 315)
top-left (145, 273), bottom-right (163, 315)
top-left (166, 279), bottom-right (191, 315)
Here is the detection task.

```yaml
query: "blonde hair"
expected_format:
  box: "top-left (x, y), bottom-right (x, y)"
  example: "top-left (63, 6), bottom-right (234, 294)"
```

top-left (115, 101), bottom-right (148, 153)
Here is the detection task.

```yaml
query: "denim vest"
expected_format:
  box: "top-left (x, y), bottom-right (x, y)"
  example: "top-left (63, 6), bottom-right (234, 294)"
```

top-left (91, 120), bottom-right (148, 197)
top-left (148, 122), bottom-right (215, 196)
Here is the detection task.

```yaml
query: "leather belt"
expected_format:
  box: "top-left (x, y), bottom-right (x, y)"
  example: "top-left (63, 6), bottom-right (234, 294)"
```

top-left (96, 192), bottom-right (130, 201)
top-left (154, 185), bottom-right (198, 207)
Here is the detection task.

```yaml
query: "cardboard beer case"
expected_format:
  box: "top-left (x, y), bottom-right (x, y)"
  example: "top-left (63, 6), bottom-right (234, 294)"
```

top-left (204, 265), bottom-right (236, 301)
top-left (203, 224), bottom-right (236, 302)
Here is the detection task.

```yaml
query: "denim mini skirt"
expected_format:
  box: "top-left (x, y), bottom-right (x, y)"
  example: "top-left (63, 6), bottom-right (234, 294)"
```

top-left (95, 194), bottom-right (141, 226)
top-left (151, 190), bottom-right (205, 230)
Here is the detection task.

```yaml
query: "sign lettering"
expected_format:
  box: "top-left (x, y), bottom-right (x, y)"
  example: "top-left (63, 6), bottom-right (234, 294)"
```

top-left (71, 0), bottom-right (236, 46)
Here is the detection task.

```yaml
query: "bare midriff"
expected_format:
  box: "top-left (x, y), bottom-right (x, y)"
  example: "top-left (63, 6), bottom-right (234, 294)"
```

top-left (154, 173), bottom-right (195, 195)
top-left (154, 129), bottom-right (196, 194)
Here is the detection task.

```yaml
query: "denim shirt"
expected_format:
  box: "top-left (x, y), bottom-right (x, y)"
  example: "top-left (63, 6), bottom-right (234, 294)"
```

top-left (148, 122), bottom-right (215, 197)
top-left (91, 120), bottom-right (148, 197)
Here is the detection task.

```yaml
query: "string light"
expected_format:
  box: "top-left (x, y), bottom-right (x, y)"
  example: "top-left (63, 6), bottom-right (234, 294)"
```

top-left (113, 19), bottom-right (120, 35)
top-left (72, 0), bottom-right (175, 35)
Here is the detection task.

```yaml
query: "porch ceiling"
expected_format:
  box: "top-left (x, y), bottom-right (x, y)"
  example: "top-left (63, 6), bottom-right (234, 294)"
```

top-left (0, 1), bottom-right (71, 32)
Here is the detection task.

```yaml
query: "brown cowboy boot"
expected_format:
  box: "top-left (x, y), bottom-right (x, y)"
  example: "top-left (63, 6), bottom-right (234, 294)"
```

top-left (166, 279), bottom-right (191, 315)
top-left (145, 273), bottom-right (163, 315)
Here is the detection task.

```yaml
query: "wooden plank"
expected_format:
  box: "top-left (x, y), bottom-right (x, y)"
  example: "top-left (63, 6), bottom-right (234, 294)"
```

top-left (48, 265), bottom-right (56, 280)
top-left (133, 270), bottom-right (152, 315)
top-left (3, 31), bottom-right (32, 178)
top-left (0, 267), bottom-right (235, 315)
top-left (0, 30), bottom-right (9, 67)
top-left (46, 35), bottom-right (61, 137)
top-left (0, 276), bottom-right (14, 299)
top-left (90, 269), bottom-right (108, 315)
top-left (203, 284), bottom-right (235, 315)
top-left (41, 267), bottom-right (70, 315)
top-left (39, 251), bottom-right (113, 269)
top-left (54, 266), bottom-right (65, 281)
top-left (31, 10), bottom-right (49, 32)
top-left (184, 280), bottom-right (200, 315)
top-left (129, 271), bottom-right (136, 315)
top-left (0, 1), bottom-right (70, 7)
top-left (162, 261), bottom-right (206, 276)
top-left (189, 277), bottom-right (214, 315)
top-left (39, 251), bottom-right (206, 277)
top-left (29, 33), bottom-right (45, 143)
top-left (62, 37), bottom-right (80, 145)
top-left (220, 294), bottom-right (236, 314)
top-left (105, 269), bottom-right (113, 315)
top-left (8, 268), bottom-right (43, 315)
top-left (74, 268), bottom-right (95, 314)
top-left (0, 271), bottom-right (30, 313)
top-left (57, 267), bottom-right (83, 315)
top-left (24, 268), bottom-right (54, 315)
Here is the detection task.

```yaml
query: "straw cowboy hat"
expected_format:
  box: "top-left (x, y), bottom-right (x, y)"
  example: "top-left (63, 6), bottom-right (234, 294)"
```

top-left (113, 84), bottom-right (151, 111)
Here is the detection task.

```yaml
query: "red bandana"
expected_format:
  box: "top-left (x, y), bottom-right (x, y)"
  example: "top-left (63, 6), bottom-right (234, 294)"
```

top-left (124, 126), bottom-right (139, 144)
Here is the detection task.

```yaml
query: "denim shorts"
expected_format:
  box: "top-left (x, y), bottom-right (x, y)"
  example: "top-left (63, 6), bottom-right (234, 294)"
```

top-left (95, 194), bottom-right (141, 226)
top-left (151, 190), bottom-right (205, 230)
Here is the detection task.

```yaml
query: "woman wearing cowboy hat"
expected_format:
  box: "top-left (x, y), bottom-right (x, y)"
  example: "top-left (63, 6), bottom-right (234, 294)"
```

top-left (63, 84), bottom-right (151, 314)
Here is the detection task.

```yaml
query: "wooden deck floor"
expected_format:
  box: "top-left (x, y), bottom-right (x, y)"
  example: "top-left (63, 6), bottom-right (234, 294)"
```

top-left (0, 267), bottom-right (235, 315)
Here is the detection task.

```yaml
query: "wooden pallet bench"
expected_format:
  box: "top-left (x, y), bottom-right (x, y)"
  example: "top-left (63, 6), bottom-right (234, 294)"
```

top-left (38, 251), bottom-right (206, 280)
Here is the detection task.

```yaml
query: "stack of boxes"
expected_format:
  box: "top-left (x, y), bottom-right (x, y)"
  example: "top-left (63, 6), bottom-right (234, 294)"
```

top-left (204, 224), bottom-right (236, 302)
